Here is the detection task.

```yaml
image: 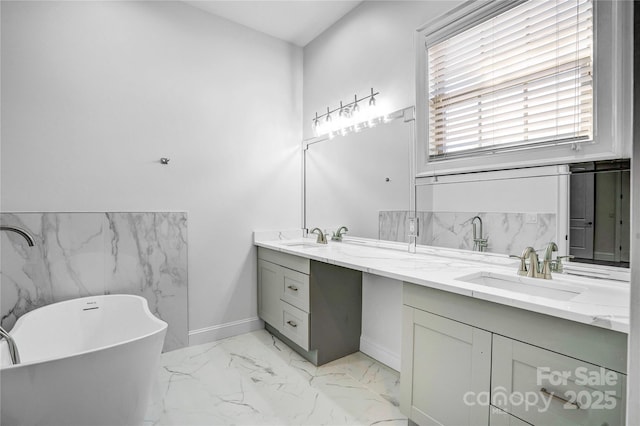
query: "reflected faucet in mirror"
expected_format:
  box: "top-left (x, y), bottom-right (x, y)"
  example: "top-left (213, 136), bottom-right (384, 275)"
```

top-left (470, 216), bottom-right (488, 252)
top-left (541, 242), bottom-right (558, 279)
top-left (332, 226), bottom-right (348, 242)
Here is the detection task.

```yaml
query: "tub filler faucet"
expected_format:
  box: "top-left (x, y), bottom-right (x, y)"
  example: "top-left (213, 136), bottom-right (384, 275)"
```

top-left (0, 226), bottom-right (34, 365)
top-left (0, 226), bottom-right (35, 246)
top-left (0, 327), bottom-right (20, 365)
top-left (470, 216), bottom-right (488, 252)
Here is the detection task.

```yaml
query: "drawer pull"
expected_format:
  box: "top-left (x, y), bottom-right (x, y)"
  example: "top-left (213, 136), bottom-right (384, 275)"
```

top-left (286, 320), bottom-right (298, 328)
top-left (287, 285), bottom-right (299, 292)
top-left (540, 388), bottom-right (580, 409)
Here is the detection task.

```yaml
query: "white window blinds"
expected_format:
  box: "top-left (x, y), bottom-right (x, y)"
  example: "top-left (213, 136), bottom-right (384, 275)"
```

top-left (427, 0), bottom-right (593, 160)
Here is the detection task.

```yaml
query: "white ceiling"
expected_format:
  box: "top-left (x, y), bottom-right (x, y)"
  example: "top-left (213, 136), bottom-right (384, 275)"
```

top-left (184, 1), bottom-right (363, 47)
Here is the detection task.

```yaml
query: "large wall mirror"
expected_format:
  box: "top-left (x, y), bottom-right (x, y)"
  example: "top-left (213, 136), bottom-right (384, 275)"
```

top-left (304, 109), bottom-right (413, 241)
top-left (414, 167), bottom-right (564, 256)
top-left (303, 108), bottom-right (631, 270)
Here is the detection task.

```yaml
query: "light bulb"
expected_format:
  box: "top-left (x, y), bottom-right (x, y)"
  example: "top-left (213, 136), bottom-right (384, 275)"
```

top-left (352, 95), bottom-right (360, 120)
top-left (368, 87), bottom-right (376, 107)
top-left (312, 112), bottom-right (321, 136)
top-left (324, 106), bottom-right (332, 133)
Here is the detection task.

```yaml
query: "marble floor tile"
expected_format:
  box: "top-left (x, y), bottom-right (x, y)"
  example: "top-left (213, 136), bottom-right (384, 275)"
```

top-left (145, 329), bottom-right (407, 426)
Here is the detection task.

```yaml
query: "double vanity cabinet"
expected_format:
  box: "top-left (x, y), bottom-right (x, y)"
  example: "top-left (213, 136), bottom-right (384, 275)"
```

top-left (257, 247), bottom-right (362, 365)
top-left (401, 283), bottom-right (627, 426)
top-left (255, 239), bottom-right (629, 426)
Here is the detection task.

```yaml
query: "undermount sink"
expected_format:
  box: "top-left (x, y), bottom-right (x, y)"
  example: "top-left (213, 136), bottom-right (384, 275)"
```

top-left (456, 271), bottom-right (586, 301)
top-left (280, 241), bottom-right (324, 249)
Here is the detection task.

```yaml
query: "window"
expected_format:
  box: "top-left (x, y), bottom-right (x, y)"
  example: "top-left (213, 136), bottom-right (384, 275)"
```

top-left (415, 0), bottom-right (632, 176)
top-left (429, 0), bottom-right (592, 160)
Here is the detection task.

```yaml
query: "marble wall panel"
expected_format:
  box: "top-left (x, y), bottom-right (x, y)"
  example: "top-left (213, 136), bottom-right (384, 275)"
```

top-left (0, 212), bottom-right (188, 351)
top-left (380, 211), bottom-right (557, 256)
top-left (378, 211), bottom-right (433, 245)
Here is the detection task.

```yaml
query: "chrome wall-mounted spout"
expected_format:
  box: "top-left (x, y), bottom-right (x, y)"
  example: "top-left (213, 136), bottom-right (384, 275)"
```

top-left (0, 226), bottom-right (35, 246)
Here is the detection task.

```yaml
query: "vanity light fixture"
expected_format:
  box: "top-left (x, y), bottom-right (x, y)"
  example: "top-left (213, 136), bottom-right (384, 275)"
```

top-left (312, 88), bottom-right (384, 138)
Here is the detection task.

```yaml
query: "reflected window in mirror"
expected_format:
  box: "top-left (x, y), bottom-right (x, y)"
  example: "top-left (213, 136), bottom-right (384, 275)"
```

top-left (569, 160), bottom-right (630, 268)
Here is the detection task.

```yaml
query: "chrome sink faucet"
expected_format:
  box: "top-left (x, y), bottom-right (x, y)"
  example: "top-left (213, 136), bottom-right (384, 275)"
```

top-left (541, 242), bottom-right (558, 279)
top-left (331, 226), bottom-right (348, 242)
top-left (510, 243), bottom-right (568, 280)
top-left (542, 241), bottom-right (574, 275)
top-left (471, 216), bottom-right (488, 252)
top-left (510, 246), bottom-right (543, 278)
top-left (310, 228), bottom-right (328, 244)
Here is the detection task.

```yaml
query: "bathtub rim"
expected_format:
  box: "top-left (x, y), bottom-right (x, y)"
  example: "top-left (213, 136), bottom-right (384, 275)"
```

top-left (1, 294), bottom-right (167, 371)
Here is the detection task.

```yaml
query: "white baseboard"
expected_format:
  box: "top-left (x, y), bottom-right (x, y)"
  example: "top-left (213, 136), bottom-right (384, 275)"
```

top-left (188, 317), bottom-right (264, 346)
top-left (359, 335), bottom-right (401, 372)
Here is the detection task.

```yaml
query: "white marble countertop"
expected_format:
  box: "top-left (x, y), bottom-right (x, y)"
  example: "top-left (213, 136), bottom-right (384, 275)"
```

top-left (254, 232), bottom-right (630, 334)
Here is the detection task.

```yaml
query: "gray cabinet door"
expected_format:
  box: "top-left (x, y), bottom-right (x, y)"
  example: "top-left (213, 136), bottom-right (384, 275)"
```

top-left (257, 259), bottom-right (282, 331)
top-left (490, 408), bottom-right (532, 425)
top-left (401, 306), bottom-right (491, 426)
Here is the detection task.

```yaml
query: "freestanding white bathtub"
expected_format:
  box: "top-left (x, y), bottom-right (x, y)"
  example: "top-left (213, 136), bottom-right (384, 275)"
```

top-left (0, 294), bottom-right (167, 426)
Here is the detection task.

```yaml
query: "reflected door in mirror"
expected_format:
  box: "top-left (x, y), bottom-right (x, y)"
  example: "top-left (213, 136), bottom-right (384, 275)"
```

top-left (570, 173), bottom-right (595, 259)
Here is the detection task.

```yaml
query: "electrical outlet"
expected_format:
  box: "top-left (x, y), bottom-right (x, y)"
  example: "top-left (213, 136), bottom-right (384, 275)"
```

top-left (408, 218), bottom-right (419, 236)
top-left (525, 213), bottom-right (538, 224)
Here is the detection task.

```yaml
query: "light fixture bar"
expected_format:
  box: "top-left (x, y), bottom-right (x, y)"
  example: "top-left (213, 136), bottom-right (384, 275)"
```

top-left (313, 88), bottom-right (379, 123)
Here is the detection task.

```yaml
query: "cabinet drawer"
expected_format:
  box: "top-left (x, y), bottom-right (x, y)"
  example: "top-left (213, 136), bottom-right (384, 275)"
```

top-left (492, 335), bottom-right (626, 426)
top-left (258, 247), bottom-right (310, 274)
top-left (281, 268), bottom-right (309, 312)
top-left (281, 302), bottom-right (309, 351)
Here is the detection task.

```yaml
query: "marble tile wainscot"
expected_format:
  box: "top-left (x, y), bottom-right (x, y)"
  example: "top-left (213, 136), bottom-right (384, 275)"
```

top-left (0, 212), bottom-right (188, 351)
top-left (379, 211), bottom-right (556, 254)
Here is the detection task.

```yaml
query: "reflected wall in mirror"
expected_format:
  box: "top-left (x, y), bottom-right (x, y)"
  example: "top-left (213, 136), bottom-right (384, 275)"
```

top-left (303, 109), bottom-right (631, 267)
top-left (304, 112), bottom-right (411, 241)
top-left (414, 167), bottom-right (564, 255)
top-left (569, 160), bottom-right (630, 267)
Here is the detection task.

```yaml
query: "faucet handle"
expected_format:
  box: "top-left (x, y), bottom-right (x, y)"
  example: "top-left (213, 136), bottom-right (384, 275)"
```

top-left (557, 255), bottom-right (574, 260)
top-left (509, 254), bottom-right (528, 276)
top-left (553, 255), bottom-right (575, 273)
